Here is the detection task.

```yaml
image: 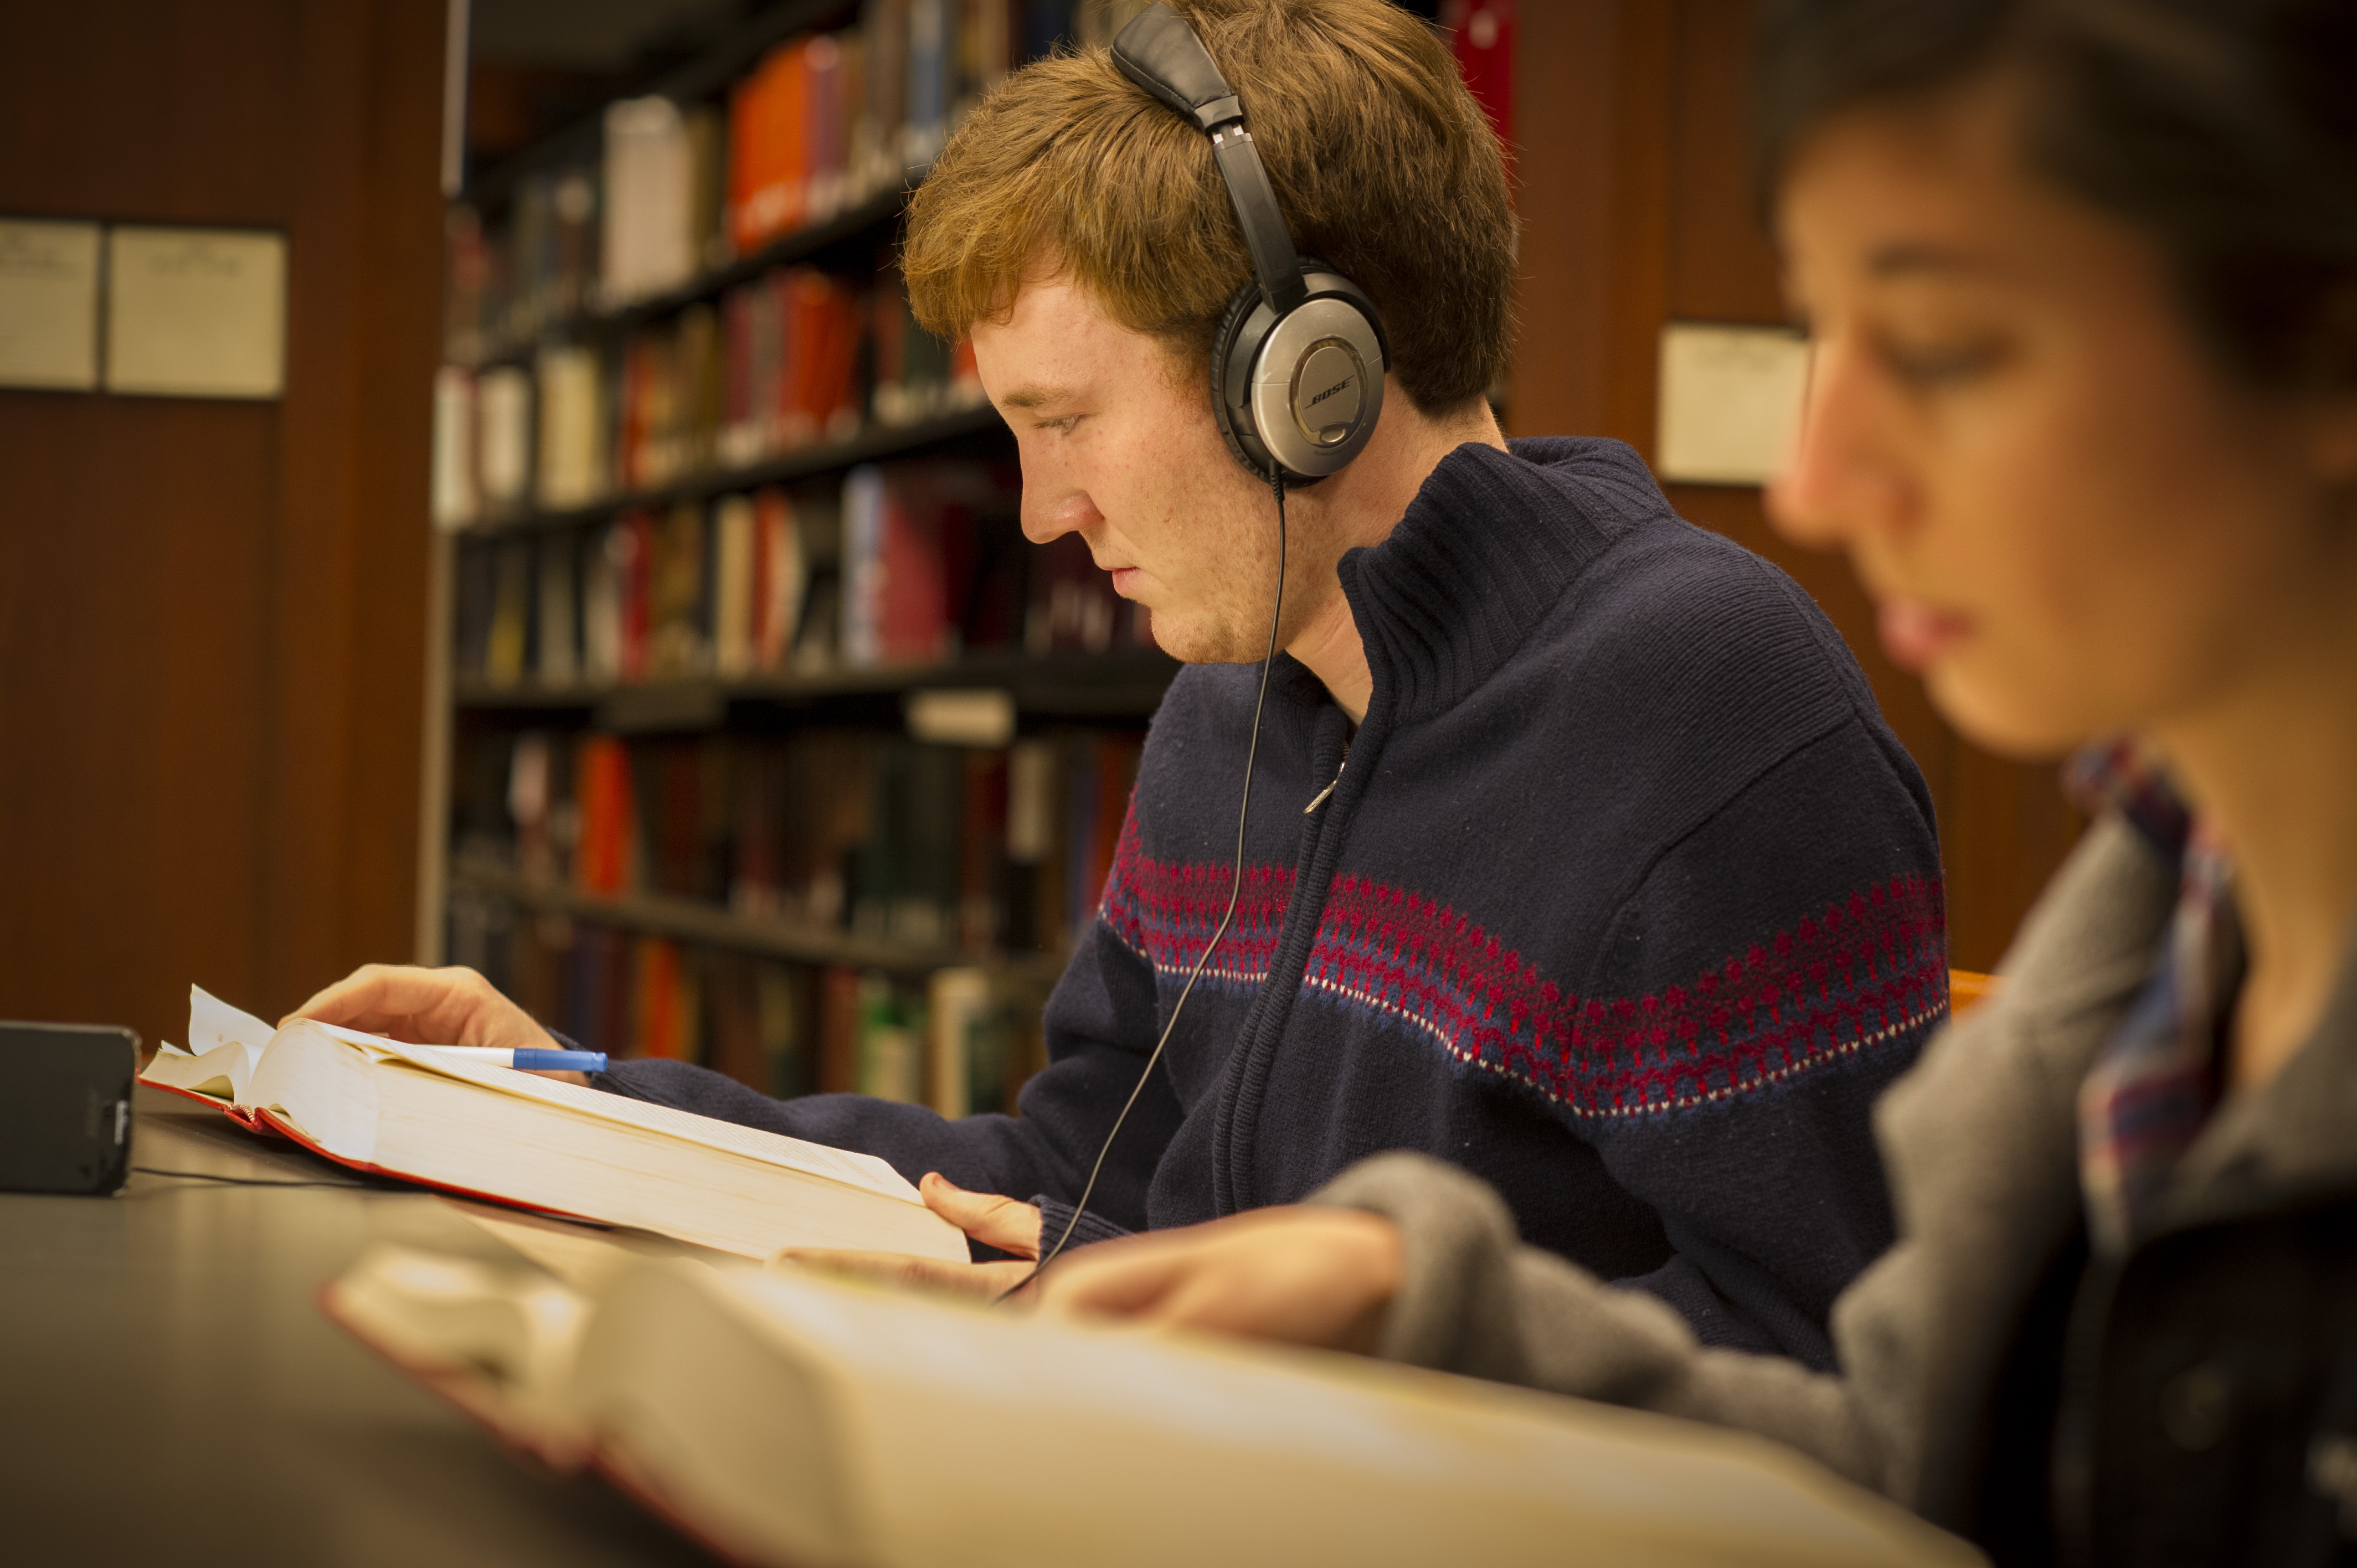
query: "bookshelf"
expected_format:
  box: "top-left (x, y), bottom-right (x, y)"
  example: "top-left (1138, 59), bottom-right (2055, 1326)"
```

top-left (460, 403), bottom-right (1008, 534)
top-left (425, 0), bottom-right (1179, 1117)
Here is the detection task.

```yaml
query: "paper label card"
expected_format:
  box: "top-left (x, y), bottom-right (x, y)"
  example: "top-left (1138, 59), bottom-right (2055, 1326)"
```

top-left (0, 219), bottom-right (101, 391)
top-left (105, 226), bottom-right (286, 399)
top-left (1655, 322), bottom-right (1811, 487)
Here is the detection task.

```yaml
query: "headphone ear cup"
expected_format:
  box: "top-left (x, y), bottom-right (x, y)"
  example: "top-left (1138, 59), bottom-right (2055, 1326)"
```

top-left (1210, 280), bottom-right (1280, 484)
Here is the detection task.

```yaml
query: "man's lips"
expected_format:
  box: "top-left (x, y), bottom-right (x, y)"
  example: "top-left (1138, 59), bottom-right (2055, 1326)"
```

top-left (1876, 597), bottom-right (1974, 672)
top-left (1108, 566), bottom-right (1143, 598)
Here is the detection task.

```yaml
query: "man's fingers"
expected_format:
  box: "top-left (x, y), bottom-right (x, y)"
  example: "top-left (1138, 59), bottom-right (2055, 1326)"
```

top-left (1032, 1239), bottom-right (1192, 1320)
top-left (283, 964), bottom-right (554, 1053)
top-left (919, 1173), bottom-right (1043, 1258)
top-left (773, 1249), bottom-right (1031, 1303)
top-left (287, 965), bottom-right (455, 1031)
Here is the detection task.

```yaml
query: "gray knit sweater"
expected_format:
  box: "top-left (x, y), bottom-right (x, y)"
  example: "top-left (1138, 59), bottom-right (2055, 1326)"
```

top-left (1316, 809), bottom-right (2357, 1513)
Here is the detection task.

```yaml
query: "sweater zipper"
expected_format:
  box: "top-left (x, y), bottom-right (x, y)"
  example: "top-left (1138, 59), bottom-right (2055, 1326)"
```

top-left (1303, 741), bottom-right (1350, 813)
top-left (1212, 708), bottom-right (1363, 1214)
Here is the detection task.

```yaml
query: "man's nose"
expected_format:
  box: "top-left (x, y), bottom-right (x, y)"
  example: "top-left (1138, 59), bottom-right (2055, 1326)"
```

top-left (1021, 484), bottom-right (1102, 545)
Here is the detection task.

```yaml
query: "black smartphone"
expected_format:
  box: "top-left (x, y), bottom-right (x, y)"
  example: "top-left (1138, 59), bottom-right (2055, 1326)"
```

top-left (0, 1022), bottom-right (140, 1196)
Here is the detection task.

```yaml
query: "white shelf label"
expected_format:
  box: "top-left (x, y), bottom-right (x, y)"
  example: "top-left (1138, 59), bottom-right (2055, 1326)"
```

top-left (0, 219), bottom-right (101, 391)
top-left (106, 225), bottom-right (286, 399)
top-left (1655, 322), bottom-right (1811, 487)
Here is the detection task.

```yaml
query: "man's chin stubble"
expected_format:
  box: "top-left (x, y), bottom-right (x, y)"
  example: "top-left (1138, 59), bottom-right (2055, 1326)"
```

top-left (1147, 613), bottom-right (1267, 667)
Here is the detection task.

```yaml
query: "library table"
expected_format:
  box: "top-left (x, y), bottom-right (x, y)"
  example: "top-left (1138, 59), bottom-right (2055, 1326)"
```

top-left (0, 1087), bottom-right (715, 1566)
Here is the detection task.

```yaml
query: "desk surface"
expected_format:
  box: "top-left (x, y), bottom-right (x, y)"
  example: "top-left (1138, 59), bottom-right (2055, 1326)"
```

top-left (0, 1087), bottom-right (714, 1566)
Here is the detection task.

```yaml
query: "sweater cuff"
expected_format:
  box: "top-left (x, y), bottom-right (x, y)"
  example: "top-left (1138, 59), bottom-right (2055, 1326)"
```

top-left (1309, 1152), bottom-right (1532, 1384)
top-left (1033, 1195), bottom-right (1133, 1255)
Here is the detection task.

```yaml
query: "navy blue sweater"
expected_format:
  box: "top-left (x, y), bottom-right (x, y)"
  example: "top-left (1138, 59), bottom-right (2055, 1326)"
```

top-left (594, 437), bottom-right (1948, 1368)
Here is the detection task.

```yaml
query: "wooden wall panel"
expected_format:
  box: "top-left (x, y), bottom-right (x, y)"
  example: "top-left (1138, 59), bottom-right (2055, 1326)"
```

top-left (1511, 0), bottom-right (2080, 969)
top-left (0, 0), bottom-right (441, 1048)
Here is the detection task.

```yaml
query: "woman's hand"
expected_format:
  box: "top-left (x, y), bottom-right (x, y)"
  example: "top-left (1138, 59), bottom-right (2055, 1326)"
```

top-left (1032, 1205), bottom-right (1404, 1353)
top-left (776, 1173), bottom-right (1045, 1301)
top-left (287, 963), bottom-right (584, 1081)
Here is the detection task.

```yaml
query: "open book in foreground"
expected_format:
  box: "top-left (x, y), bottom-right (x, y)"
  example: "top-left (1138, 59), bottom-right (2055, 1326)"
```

top-left (326, 1242), bottom-right (1982, 1568)
top-left (140, 987), bottom-right (964, 1263)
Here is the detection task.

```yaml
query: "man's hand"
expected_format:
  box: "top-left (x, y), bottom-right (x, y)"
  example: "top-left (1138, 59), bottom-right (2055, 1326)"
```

top-left (287, 964), bottom-right (585, 1082)
top-left (1031, 1205), bottom-right (1404, 1353)
top-left (775, 1173), bottom-right (1045, 1301)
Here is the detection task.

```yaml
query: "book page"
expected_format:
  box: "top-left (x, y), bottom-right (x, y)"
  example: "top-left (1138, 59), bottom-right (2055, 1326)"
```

top-left (139, 987), bottom-right (278, 1100)
top-left (190, 986), bottom-right (275, 1076)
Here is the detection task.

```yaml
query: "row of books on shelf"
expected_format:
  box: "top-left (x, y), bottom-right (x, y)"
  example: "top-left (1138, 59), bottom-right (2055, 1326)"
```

top-left (431, 265), bottom-right (984, 525)
top-left (452, 460), bottom-right (1149, 689)
top-left (447, 899), bottom-right (1042, 1118)
top-left (446, 1), bottom-right (1162, 361)
top-left (457, 723), bottom-right (1145, 956)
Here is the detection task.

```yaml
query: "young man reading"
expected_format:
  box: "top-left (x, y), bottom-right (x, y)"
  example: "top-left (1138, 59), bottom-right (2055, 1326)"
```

top-left (301, 0), bottom-right (1946, 1368)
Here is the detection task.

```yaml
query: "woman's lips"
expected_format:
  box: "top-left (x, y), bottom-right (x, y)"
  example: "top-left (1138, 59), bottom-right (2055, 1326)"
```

top-left (1876, 597), bottom-right (1974, 672)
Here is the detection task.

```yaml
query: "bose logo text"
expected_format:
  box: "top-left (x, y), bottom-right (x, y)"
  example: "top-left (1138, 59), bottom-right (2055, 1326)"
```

top-left (1307, 378), bottom-right (1352, 409)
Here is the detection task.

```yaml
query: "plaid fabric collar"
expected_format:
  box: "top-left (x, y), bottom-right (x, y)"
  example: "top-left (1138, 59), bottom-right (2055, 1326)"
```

top-left (2064, 739), bottom-right (2246, 1255)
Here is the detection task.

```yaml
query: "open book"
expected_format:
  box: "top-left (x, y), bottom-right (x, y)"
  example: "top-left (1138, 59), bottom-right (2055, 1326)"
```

top-left (141, 987), bottom-right (964, 1263)
top-left (326, 1243), bottom-right (1979, 1568)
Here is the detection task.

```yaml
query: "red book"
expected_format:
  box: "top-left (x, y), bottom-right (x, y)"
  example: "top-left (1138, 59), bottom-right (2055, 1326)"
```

top-left (776, 269), bottom-right (815, 447)
top-left (617, 511), bottom-right (655, 682)
top-left (804, 274), bottom-right (861, 438)
top-left (574, 735), bottom-right (637, 895)
top-left (619, 337), bottom-right (651, 491)
top-left (878, 473), bottom-right (950, 664)
top-left (805, 32), bottom-right (845, 219)
top-left (141, 1012), bottom-right (965, 1261)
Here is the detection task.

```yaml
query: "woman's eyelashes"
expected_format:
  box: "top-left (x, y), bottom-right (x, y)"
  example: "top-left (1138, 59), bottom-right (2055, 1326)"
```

top-left (1875, 330), bottom-right (2011, 389)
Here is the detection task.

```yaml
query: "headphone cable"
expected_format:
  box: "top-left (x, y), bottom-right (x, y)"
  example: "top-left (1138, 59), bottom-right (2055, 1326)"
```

top-left (995, 468), bottom-right (1289, 1304)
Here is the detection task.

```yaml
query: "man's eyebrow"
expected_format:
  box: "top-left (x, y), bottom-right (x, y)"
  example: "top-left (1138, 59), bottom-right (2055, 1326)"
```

top-left (996, 383), bottom-right (1080, 410)
top-left (1867, 240), bottom-right (1999, 279)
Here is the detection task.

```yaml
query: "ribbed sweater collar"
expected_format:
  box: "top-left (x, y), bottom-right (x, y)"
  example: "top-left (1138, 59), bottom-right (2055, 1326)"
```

top-left (1336, 436), bottom-right (1671, 725)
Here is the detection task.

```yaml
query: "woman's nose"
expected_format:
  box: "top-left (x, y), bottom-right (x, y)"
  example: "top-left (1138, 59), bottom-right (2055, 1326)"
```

top-left (1765, 335), bottom-right (1913, 552)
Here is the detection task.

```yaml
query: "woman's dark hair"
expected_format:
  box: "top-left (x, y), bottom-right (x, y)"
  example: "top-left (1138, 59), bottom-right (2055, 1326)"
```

top-left (1754, 0), bottom-right (2357, 389)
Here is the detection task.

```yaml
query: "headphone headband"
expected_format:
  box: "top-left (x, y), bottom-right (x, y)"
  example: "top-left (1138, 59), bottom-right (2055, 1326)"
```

top-left (1111, 4), bottom-right (1305, 316)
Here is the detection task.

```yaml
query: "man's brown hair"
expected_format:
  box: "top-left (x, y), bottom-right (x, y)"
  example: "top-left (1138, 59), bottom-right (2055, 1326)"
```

top-left (902, 0), bottom-right (1515, 412)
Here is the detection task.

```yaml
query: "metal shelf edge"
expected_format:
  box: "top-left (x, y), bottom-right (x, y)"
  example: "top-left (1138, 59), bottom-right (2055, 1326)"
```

top-left (449, 860), bottom-right (1065, 982)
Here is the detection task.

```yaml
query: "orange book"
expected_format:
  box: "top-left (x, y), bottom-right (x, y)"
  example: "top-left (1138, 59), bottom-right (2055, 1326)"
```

top-left (776, 267), bottom-right (855, 447)
top-left (730, 39), bottom-right (810, 254)
top-left (818, 966), bottom-right (860, 1094)
top-left (751, 488), bottom-right (804, 670)
top-left (636, 937), bottom-right (685, 1059)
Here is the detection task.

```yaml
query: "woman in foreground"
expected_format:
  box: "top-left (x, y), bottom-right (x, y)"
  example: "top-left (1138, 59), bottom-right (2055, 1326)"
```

top-left (1029, 0), bottom-right (2357, 1556)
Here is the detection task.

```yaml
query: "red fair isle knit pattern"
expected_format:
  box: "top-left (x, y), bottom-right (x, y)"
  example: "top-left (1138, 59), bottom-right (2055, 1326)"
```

top-left (1101, 817), bottom-right (1947, 1121)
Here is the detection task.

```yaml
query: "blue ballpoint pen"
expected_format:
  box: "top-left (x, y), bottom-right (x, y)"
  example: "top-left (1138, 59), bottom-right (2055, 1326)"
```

top-left (426, 1045), bottom-right (608, 1073)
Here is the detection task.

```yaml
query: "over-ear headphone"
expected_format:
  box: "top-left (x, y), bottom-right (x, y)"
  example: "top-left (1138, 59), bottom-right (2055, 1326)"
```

top-left (1111, 3), bottom-right (1391, 486)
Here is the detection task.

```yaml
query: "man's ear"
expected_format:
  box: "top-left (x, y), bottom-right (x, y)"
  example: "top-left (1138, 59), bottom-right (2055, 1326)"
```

top-left (2296, 278), bottom-right (2357, 484)
top-left (2309, 399), bottom-right (2357, 486)
top-left (2302, 278), bottom-right (2357, 479)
